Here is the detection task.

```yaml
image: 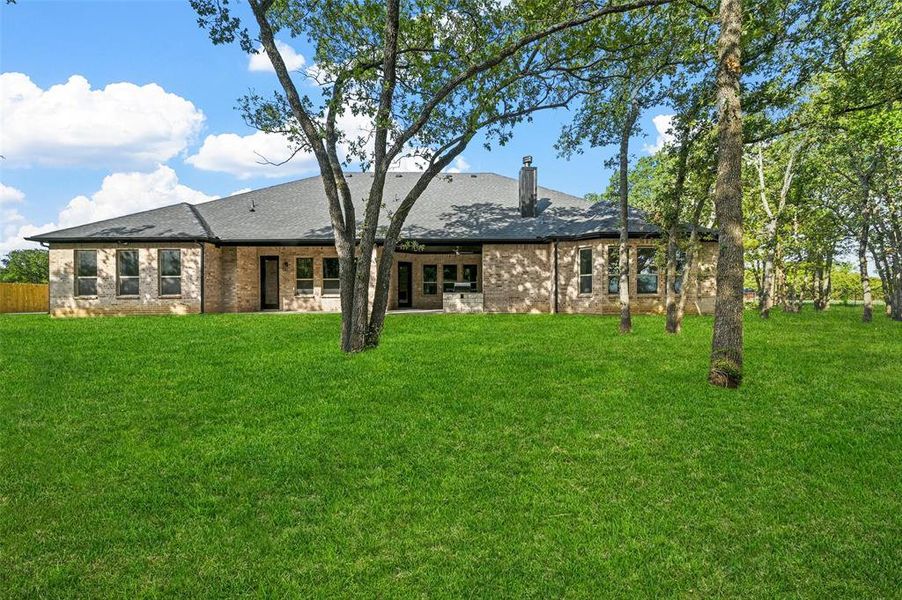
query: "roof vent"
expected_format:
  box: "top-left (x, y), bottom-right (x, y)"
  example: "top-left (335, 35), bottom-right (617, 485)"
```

top-left (249, 199), bottom-right (256, 213)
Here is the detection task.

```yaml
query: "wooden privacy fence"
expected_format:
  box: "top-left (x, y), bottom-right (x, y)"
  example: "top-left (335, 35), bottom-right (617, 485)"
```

top-left (0, 283), bottom-right (49, 313)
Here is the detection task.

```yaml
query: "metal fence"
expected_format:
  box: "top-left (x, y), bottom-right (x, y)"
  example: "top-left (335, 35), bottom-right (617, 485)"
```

top-left (0, 283), bottom-right (49, 313)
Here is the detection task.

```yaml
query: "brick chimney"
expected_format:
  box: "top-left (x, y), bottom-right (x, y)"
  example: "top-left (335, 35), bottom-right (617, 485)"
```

top-left (518, 155), bottom-right (537, 218)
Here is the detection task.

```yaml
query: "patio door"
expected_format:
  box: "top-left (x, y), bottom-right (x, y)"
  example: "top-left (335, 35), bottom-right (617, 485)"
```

top-left (397, 261), bottom-right (412, 308)
top-left (260, 256), bottom-right (280, 310)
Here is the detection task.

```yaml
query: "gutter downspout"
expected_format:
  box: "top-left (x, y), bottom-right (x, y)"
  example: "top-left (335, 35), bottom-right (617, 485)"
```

top-left (40, 242), bottom-right (50, 314)
top-left (186, 203), bottom-right (216, 315)
top-left (197, 241), bottom-right (205, 314)
top-left (553, 239), bottom-right (559, 314)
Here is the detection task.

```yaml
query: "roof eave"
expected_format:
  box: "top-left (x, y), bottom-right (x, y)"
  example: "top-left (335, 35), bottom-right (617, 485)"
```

top-left (25, 235), bottom-right (215, 244)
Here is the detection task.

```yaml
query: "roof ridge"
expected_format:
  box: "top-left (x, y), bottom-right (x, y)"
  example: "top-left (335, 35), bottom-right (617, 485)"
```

top-left (184, 202), bottom-right (217, 240)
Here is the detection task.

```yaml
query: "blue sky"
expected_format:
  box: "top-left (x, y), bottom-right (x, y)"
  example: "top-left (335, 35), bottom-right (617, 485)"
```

top-left (0, 0), bottom-right (672, 255)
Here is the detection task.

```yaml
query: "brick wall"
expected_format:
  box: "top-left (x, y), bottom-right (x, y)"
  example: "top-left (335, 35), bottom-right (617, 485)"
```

top-left (556, 239), bottom-right (718, 315)
top-left (48, 242), bottom-right (202, 316)
top-left (49, 239), bottom-right (718, 316)
top-left (388, 251), bottom-right (481, 310)
top-left (482, 243), bottom-right (553, 313)
top-left (203, 245), bottom-right (376, 313)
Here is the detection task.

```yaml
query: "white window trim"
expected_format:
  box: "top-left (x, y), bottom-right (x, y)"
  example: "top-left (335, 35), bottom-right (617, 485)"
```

top-left (578, 247), bottom-right (593, 296)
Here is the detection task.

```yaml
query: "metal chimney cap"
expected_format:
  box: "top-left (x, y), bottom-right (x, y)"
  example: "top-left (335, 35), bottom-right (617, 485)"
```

top-left (522, 155), bottom-right (533, 166)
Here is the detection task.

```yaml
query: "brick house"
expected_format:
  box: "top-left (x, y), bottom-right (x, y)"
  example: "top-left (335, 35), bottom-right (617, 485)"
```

top-left (28, 160), bottom-right (718, 317)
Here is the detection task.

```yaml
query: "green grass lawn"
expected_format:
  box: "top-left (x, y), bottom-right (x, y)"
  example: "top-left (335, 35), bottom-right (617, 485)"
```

top-left (1, 308), bottom-right (900, 597)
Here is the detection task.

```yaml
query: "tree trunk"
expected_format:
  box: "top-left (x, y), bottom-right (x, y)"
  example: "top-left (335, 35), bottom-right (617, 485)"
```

top-left (875, 250), bottom-right (901, 321)
top-left (675, 193), bottom-right (707, 332)
top-left (773, 250), bottom-right (785, 306)
top-left (344, 0), bottom-right (401, 352)
top-left (365, 137), bottom-right (474, 348)
top-left (665, 137), bottom-right (691, 334)
top-left (858, 183), bottom-right (873, 323)
top-left (708, 0), bottom-right (744, 388)
top-left (664, 232), bottom-right (680, 332)
top-left (759, 222), bottom-right (775, 319)
top-left (339, 254), bottom-right (357, 351)
top-left (783, 281), bottom-right (801, 312)
top-left (891, 278), bottom-right (902, 321)
top-left (812, 267), bottom-right (822, 310)
top-left (618, 100), bottom-right (640, 334)
top-left (822, 253), bottom-right (833, 310)
top-left (754, 146), bottom-right (774, 319)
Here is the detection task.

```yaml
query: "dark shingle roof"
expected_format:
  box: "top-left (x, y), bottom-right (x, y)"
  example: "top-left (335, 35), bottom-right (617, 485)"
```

top-left (28, 172), bottom-right (661, 243)
top-left (28, 202), bottom-right (211, 242)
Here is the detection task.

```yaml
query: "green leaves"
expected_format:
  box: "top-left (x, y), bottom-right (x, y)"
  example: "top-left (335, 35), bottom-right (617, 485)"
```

top-left (0, 249), bottom-right (48, 284)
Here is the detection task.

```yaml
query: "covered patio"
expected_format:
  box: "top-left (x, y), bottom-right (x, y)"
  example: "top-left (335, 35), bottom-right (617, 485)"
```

top-left (387, 243), bottom-right (484, 313)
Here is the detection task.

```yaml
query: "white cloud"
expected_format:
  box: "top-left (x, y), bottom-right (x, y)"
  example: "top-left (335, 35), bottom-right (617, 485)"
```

top-left (248, 41), bottom-right (306, 73)
top-left (56, 165), bottom-right (217, 227)
top-left (187, 106), bottom-right (373, 179)
top-left (0, 166), bottom-right (217, 255)
top-left (187, 109), bottom-right (471, 180)
top-left (389, 153), bottom-right (471, 173)
top-left (2, 206), bottom-right (27, 245)
top-left (643, 114), bottom-right (675, 154)
top-left (0, 72), bottom-right (205, 168)
top-left (230, 188), bottom-right (253, 196)
top-left (0, 183), bottom-right (25, 204)
top-left (446, 156), bottom-right (471, 173)
top-left (186, 131), bottom-right (319, 179)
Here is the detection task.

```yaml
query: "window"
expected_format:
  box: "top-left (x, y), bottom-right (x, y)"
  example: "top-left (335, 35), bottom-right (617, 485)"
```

top-left (607, 246), bottom-right (628, 294)
top-left (296, 257), bottom-right (314, 294)
top-left (442, 265), bottom-right (458, 292)
top-left (75, 250), bottom-right (97, 296)
top-left (423, 264), bottom-right (438, 295)
top-left (462, 264), bottom-right (478, 291)
top-left (323, 257), bottom-right (340, 295)
top-left (578, 248), bottom-right (593, 294)
top-left (159, 249), bottom-right (182, 296)
top-left (673, 250), bottom-right (687, 293)
top-left (117, 249), bottom-right (139, 296)
top-left (637, 247), bottom-right (659, 294)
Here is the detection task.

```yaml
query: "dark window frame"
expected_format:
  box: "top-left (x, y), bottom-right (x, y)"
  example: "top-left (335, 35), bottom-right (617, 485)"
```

top-left (116, 249), bottom-right (139, 297)
top-left (462, 264), bottom-right (478, 292)
top-left (322, 257), bottom-right (340, 296)
top-left (607, 246), bottom-right (628, 295)
top-left (75, 249), bottom-right (98, 297)
top-left (578, 247), bottom-right (593, 295)
top-left (158, 249), bottom-right (182, 297)
top-left (636, 247), bottom-right (659, 295)
top-left (423, 264), bottom-right (438, 295)
top-left (442, 264), bottom-right (458, 293)
top-left (295, 257), bottom-right (314, 295)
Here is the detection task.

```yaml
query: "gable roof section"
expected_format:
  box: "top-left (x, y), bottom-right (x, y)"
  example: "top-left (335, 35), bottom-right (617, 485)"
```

top-left (28, 172), bottom-right (662, 244)
top-left (28, 202), bottom-right (212, 243)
